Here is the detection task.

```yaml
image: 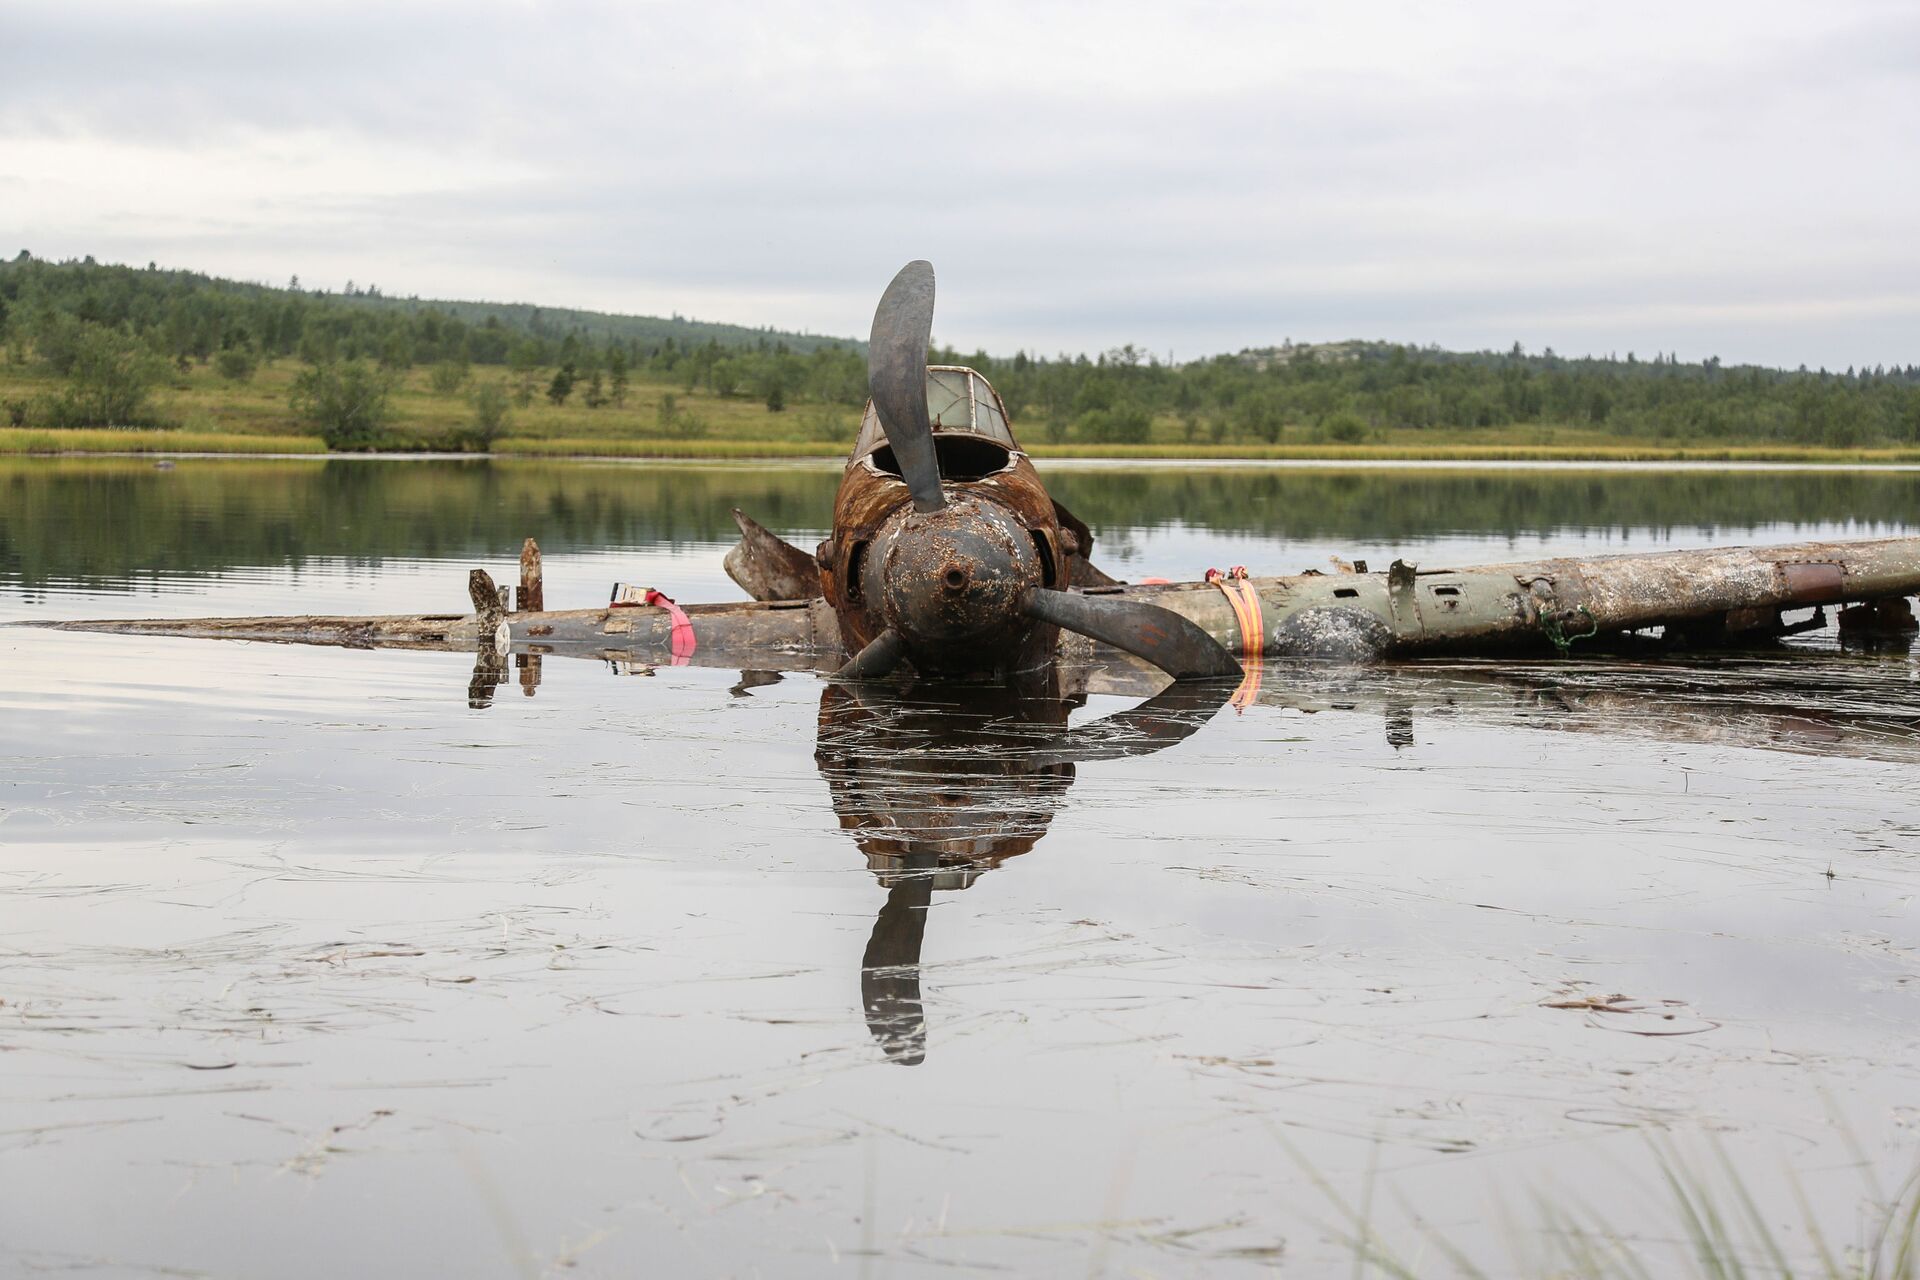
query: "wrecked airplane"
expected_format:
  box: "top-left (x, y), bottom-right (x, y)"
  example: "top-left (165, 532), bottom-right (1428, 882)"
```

top-left (42, 260), bottom-right (1920, 676)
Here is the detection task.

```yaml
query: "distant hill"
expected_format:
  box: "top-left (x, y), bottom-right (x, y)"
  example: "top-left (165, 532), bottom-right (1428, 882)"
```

top-left (0, 253), bottom-right (861, 357)
top-left (329, 289), bottom-right (861, 355)
top-left (12, 252), bottom-right (1913, 379)
top-left (1236, 338), bottom-right (1919, 383)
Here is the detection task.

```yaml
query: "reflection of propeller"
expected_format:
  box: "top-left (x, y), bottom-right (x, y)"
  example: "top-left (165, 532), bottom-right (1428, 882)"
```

top-left (868, 260), bottom-right (944, 515)
top-left (818, 674), bottom-right (1230, 1064)
top-left (1029, 676), bottom-right (1235, 764)
top-left (861, 853), bottom-right (936, 1066)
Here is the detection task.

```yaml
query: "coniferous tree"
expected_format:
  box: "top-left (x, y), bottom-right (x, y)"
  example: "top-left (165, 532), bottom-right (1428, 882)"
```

top-left (546, 364), bottom-right (576, 407)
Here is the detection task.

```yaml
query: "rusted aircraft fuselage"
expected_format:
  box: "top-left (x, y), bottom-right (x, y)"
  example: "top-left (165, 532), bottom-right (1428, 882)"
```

top-left (817, 367), bottom-right (1074, 676)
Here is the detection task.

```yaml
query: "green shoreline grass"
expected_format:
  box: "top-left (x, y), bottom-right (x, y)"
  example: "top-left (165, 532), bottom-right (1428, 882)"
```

top-left (8, 360), bottom-right (1920, 463)
top-left (7, 428), bottom-right (1920, 465)
top-left (0, 427), bottom-right (327, 455)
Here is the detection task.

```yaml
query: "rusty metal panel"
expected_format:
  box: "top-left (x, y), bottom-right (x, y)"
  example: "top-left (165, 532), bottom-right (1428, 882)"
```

top-left (724, 509), bottom-right (820, 602)
top-left (518, 539), bottom-right (543, 613)
top-left (1779, 561), bottom-right (1845, 604)
top-left (1387, 560), bottom-right (1421, 637)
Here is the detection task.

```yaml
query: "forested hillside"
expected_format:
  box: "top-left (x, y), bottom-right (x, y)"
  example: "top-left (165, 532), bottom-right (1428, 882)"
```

top-left (3, 253), bottom-right (1917, 451)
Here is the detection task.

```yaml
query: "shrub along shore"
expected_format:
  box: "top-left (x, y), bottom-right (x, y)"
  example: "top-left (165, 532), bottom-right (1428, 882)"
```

top-left (3, 356), bottom-right (1917, 462)
top-left (3, 328), bottom-right (1917, 463)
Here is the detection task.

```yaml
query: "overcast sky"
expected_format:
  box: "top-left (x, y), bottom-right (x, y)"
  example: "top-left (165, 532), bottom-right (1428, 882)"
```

top-left (5, 1), bottom-right (1917, 367)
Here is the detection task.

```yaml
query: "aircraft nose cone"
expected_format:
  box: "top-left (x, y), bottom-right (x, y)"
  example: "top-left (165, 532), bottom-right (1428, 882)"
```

top-left (878, 498), bottom-right (1043, 645)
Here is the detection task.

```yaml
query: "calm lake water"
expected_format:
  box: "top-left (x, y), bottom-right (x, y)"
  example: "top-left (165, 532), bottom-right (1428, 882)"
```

top-left (4, 457), bottom-right (1919, 1277)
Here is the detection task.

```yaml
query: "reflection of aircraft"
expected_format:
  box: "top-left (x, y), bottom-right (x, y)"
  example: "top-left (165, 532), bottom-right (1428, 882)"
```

top-left (1085, 646), bottom-right (1920, 766)
top-left (464, 638), bottom-right (1920, 765)
top-left (456, 644), bottom-right (1920, 1067)
top-left (813, 675), bottom-right (1231, 1065)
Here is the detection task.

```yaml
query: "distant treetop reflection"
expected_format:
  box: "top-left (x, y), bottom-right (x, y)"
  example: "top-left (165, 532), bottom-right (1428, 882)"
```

top-left (3, 457), bottom-right (1916, 591)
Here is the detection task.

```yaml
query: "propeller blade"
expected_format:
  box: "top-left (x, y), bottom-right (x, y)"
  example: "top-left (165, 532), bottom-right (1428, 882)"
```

top-left (1022, 588), bottom-right (1242, 681)
top-left (868, 260), bottom-right (944, 513)
top-left (836, 628), bottom-right (909, 680)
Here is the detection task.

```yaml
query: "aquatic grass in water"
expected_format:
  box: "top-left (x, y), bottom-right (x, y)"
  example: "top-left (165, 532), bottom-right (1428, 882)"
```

top-left (1293, 1134), bottom-right (1920, 1279)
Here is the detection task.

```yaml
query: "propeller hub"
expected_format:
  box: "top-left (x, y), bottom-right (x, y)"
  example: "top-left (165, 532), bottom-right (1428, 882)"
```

top-left (872, 498), bottom-right (1043, 649)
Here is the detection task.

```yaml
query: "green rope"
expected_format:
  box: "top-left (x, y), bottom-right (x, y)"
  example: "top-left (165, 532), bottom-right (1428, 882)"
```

top-left (1539, 603), bottom-right (1597, 654)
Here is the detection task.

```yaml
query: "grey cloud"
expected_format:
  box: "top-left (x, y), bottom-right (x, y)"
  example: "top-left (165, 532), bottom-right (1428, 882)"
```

top-left (5, 1), bottom-right (1918, 367)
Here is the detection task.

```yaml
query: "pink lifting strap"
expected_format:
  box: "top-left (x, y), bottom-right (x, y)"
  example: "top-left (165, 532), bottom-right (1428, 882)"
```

top-left (643, 588), bottom-right (698, 664)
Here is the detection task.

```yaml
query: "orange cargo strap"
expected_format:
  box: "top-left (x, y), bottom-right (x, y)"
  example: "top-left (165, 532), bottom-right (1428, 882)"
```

top-left (1206, 567), bottom-right (1263, 711)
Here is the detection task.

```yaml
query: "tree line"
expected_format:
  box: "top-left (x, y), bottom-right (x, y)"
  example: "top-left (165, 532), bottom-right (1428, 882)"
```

top-left (3, 253), bottom-right (1918, 448)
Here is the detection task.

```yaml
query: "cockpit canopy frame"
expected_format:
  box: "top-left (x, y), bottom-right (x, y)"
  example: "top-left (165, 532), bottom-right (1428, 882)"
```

top-left (851, 365), bottom-right (1019, 464)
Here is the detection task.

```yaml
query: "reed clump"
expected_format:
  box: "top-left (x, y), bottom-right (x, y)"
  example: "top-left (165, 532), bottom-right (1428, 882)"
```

top-left (1295, 1133), bottom-right (1920, 1279)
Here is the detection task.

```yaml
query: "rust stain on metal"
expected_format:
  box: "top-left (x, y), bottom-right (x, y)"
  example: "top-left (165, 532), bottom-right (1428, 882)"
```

top-left (468, 570), bottom-right (503, 628)
top-left (723, 509), bottom-right (820, 603)
top-left (1779, 561), bottom-right (1845, 604)
top-left (518, 538), bottom-right (544, 613)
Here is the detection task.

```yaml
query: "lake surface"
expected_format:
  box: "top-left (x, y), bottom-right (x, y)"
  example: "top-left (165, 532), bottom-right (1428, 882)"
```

top-left (4, 458), bottom-right (1919, 1276)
